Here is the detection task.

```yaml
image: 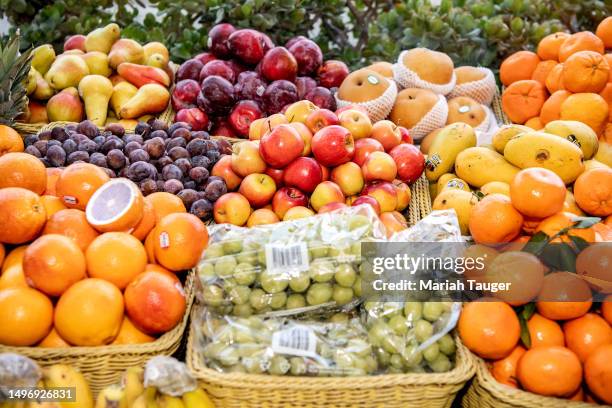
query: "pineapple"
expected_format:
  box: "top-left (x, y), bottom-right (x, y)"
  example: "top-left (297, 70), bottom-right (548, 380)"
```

top-left (0, 32), bottom-right (32, 125)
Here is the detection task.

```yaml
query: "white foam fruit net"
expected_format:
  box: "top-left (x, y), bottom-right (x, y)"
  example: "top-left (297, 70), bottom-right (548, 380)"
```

top-left (408, 94), bottom-right (449, 141)
top-left (335, 80), bottom-right (398, 123)
top-left (447, 67), bottom-right (497, 106)
top-left (392, 50), bottom-right (457, 95)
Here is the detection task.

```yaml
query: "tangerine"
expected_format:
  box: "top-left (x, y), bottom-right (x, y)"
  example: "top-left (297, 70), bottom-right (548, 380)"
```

top-left (558, 31), bottom-right (605, 62)
top-left (537, 271), bottom-right (593, 320)
top-left (144, 192), bottom-right (186, 222)
top-left (0, 188), bottom-right (46, 244)
top-left (564, 313), bottom-right (612, 362)
top-left (516, 346), bottom-right (582, 397)
top-left (501, 80), bottom-right (548, 124)
top-left (527, 313), bottom-right (565, 348)
top-left (510, 168), bottom-right (566, 219)
top-left (0, 125), bottom-right (24, 155)
top-left (111, 316), bottom-right (155, 345)
top-left (153, 213), bottom-right (209, 272)
top-left (562, 51), bottom-right (609, 93)
top-left (469, 194), bottom-right (523, 245)
top-left (537, 32), bottom-right (571, 61)
top-left (584, 344), bottom-right (612, 404)
top-left (500, 51), bottom-right (541, 87)
top-left (0, 287), bottom-right (53, 346)
top-left (573, 168), bottom-right (612, 216)
top-left (490, 345), bottom-right (526, 388)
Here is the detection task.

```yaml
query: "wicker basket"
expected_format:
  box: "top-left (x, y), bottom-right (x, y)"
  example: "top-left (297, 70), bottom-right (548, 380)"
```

top-left (0, 271), bottom-right (196, 395)
top-left (187, 312), bottom-right (475, 408)
top-left (491, 89), bottom-right (511, 126)
top-left (407, 173), bottom-right (432, 226)
top-left (462, 355), bottom-right (594, 408)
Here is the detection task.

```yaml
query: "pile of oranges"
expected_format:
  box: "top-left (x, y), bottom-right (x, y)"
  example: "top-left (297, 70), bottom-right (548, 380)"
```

top-left (0, 144), bottom-right (209, 348)
top-left (500, 17), bottom-right (612, 145)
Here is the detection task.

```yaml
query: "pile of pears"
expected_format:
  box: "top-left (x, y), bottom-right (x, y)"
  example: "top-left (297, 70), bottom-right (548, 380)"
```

top-left (23, 24), bottom-right (174, 128)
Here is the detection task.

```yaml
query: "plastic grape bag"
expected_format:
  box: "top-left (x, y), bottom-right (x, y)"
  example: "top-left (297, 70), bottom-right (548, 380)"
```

top-left (144, 356), bottom-right (197, 396)
top-left (0, 353), bottom-right (41, 401)
top-left (196, 205), bottom-right (387, 317)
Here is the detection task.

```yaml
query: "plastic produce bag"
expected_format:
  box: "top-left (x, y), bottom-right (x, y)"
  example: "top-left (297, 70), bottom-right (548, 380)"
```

top-left (196, 205), bottom-right (387, 317)
top-left (144, 356), bottom-right (197, 397)
top-left (0, 353), bottom-right (42, 401)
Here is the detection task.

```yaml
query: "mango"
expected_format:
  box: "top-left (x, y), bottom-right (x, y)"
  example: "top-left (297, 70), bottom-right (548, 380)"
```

top-left (442, 178), bottom-right (471, 192)
top-left (432, 189), bottom-right (479, 235)
top-left (425, 122), bottom-right (476, 182)
top-left (594, 141), bottom-right (612, 167)
top-left (544, 120), bottom-right (599, 160)
top-left (436, 173), bottom-right (457, 193)
top-left (491, 124), bottom-right (531, 154)
top-left (503, 131), bottom-right (584, 184)
top-left (583, 159), bottom-right (609, 171)
top-left (455, 147), bottom-right (520, 187)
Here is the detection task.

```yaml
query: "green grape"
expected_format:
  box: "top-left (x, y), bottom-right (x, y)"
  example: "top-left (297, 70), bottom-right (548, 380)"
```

top-left (306, 282), bottom-right (333, 305)
top-left (290, 357), bottom-right (307, 375)
top-left (438, 334), bottom-right (456, 356)
top-left (368, 322), bottom-right (391, 347)
top-left (402, 345), bottom-right (423, 368)
top-left (414, 320), bottom-right (434, 343)
top-left (233, 327), bottom-right (255, 343)
top-left (214, 256), bottom-right (237, 278)
top-left (353, 356), bottom-right (369, 372)
top-left (353, 276), bottom-right (362, 297)
top-left (440, 301), bottom-right (454, 312)
top-left (243, 356), bottom-right (266, 374)
top-left (198, 262), bottom-right (215, 281)
top-left (236, 250), bottom-right (258, 265)
top-left (217, 347), bottom-right (240, 366)
top-left (330, 312), bottom-right (349, 324)
top-left (403, 302), bottom-right (423, 322)
top-left (228, 285), bottom-right (251, 305)
top-left (289, 273), bottom-right (311, 293)
top-left (423, 343), bottom-right (440, 363)
top-left (286, 294), bottom-right (306, 309)
top-left (257, 249), bottom-right (267, 266)
top-left (260, 270), bottom-right (289, 293)
top-left (233, 303), bottom-right (253, 317)
top-left (249, 288), bottom-right (269, 310)
top-left (202, 284), bottom-right (225, 307)
top-left (350, 242), bottom-right (361, 257)
top-left (203, 242), bottom-right (224, 259)
top-left (390, 353), bottom-right (404, 369)
top-left (423, 302), bottom-right (443, 322)
top-left (381, 303), bottom-right (403, 319)
top-left (375, 347), bottom-right (391, 366)
top-left (226, 364), bottom-right (247, 373)
top-left (329, 244), bottom-right (350, 259)
top-left (203, 342), bottom-right (227, 359)
top-left (269, 292), bottom-right (287, 309)
top-left (334, 351), bottom-right (355, 369)
top-left (269, 356), bottom-right (290, 375)
top-left (332, 285), bottom-right (354, 305)
top-left (222, 240), bottom-right (243, 254)
top-left (318, 343), bottom-right (334, 359)
top-left (348, 214), bottom-right (369, 231)
top-left (388, 315), bottom-right (408, 335)
top-left (308, 241), bottom-right (329, 259)
top-left (347, 338), bottom-right (371, 357)
top-left (234, 263), bottom-right (257, 286)
top-left (428, 354), bottom-right (452, 373)
top-left (365, 355), bottom-right (378, 373)
top-left (310, 259), bottom-right (335, 283)
top-left (334, 263), bottom-right (356, 287)
top-left (381, 334), bottom-right (404, 354)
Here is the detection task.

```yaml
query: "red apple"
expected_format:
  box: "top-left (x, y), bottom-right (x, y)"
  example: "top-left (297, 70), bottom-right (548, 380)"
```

top-left (175, 108), bottom-right (209, 131)
top-left (338, 109), bottom-right (372, 140)
top-left (304, 109), bottom-right (339, 134)
top-left (398, 126), bottom-right (413, 144)
top-left (283, 206), bottom-right (315, 221)
top-left (265, 167), bottom-right (284, 188)
top-left (238, 173), bottom-right (277, 208)
top-left (310, 181), bottom-right (344, 212)
top-left (311, 125), bottom-right (354, 167)
top-left (289, 122), bottom-right (313, 156)
top-left (393, 179), bottom-right (411, 211)
top-left (208, 23), bottom-right (236, 58)
top-left (231, 140), bottom-right (267, 177)
top-left (371, 120), bottom-right (402, 152)
top-left (285, 100), bottom-right (318, 124)
top-left (259, 124), bottom-right (304, 168)
top-left (172, 79), bottom-right (201, 111)
top-left (352, 138), bottom-right (384, 167)
top-left (336, 104), bottom-right (369, 117)
top-left (330, 161), bottom-right (364, 196)
top-left (229, 100), bottom-right (263, 137)
top-left (272, 187), bottom-right (308, 219)
top-left (211, 118), bottom-right (236, 138)
top-left (64, 35), bottom-right (86, 52)
top-left (380, 211), bottom-right (408, 238)
top-left (361, 151), bottom-right (398, 182)
top-left (351, 195), bottom-right (381, 215)
top-left (283, 157), bottom-right (323, 193)
top-left (317, 60), bottom-right (350, 88)
top-left (362, 181), bottom-right (398, 213)
top-left (249, 113), bottom-right (288, 140)
top-left (211, 155), bottom-right (243, 191)
top-left (318, 202), bottom-right (348, 214)
top-left (389, 144), bottom-right (425, 184)
top-left (260, 46), bottom-right (298, 82)
top-left (213, 192), bottom-right (252, 226)
top-left (320, 165), bottom-right (329, 181)
top-left (247, 208), bottom-right (280, 227)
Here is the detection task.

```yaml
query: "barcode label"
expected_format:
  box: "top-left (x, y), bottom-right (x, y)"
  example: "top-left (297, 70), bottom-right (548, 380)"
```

top-left (265, 242), bottom-right (309, 274)
top-left (271, 325), bottom-right (317, 358)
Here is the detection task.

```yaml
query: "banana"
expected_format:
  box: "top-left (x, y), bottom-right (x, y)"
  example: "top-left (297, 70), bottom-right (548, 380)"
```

top-left (121, 368), bottom-right (144, 408)
top-left (155, 396), bottom-right (183, 408)
top-left (130, 388), bottom-right (157, 408)
top-left (42, 365), bottom-right (93, 408)
top-left (181, 389), bottom-right (214, 408)
top-left (95, 385), bottom-right (126, 408)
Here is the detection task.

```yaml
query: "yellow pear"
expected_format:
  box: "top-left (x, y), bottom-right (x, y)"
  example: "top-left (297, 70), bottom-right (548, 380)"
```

top-left (81, 51), bottom-right (112, 77)
top-left (146, 54), bottom-right (167, 68)
top-left (143, 42), bottom-right (170, 65)
top-left (31, 44), bottom-right (56, 75)
top-left (45, 55), bottom-right (90, 90)
top-left (62, 49), bottom-right (85, 56)
top-left (26, 68), bottom-right (38, 95)
top-left (108, 39), bottom-right (145, 69)
top-left (85, 23), bottom-right (121, 54)
top-left (46, 87), bottom-right (84, 122)
top-left (79, 75), bottom-right (114, 126)
top-left (119, 84), bottom-right (170, 119)
top-left (32, 69), bottom-right (55, 100)
top-left (111, 81), bottom-right (138, 117)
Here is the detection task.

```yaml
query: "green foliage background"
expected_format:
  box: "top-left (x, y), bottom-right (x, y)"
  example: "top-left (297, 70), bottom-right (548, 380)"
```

top-left (2, 0), bottom-right (611, 69)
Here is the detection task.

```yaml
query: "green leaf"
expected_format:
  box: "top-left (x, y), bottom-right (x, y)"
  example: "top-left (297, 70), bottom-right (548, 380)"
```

top-left (572, 216), bottom-right (601, 229)
top-left (522, 232), bottom-right (549, 255)
top-left (518, 311), bottom-right (531, 348)
top-left (559, 243), bottom-right (577, 272)
top-left (569, 235), bottom-right (590, 253)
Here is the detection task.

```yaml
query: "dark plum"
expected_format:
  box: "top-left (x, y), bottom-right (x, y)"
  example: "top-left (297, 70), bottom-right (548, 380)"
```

top-left (191, 155), bottom-right (211, 169)
top-left (101, 138), bottom-right (124, 154)
top-left (165, 137), bottom-right (186, 150)
top-left (191, 131), bottom-right (209, 140)
top-left (129, 149), bottom-right (150, 163)
top-left (67, 150), bottom-right (89, 164)
top-left (168, 146), bottom-right (190, 161)
top-left (144, 137), bottom-right (166, 159)
top-left (46, 145), bottom-right (66, 167)
top-left (24, 135), bottom-right (39, 146)
top-left (93, 135), bottom-right (106, 146)
top-left (38, 131), bottom-right (52, 140)
top-left (107, 149), bottom-right (127, 170)
top-left (171, 127), bottom-right (192, 141)
top-left (156, 156), bottom-right (173, 169)
top-left (124, 134), bottom-right (144, 145)
top-left (149, 129), bottom-right (169, 141)
top-left (200, 75), bottom-right (235, 116)
top-left (215, 139), bottom-right (233, 155)
top-left (105, 123), bottom-right (125, 137)
top-left (177, 189), bottom-right (199, 209)
top-left (102, 168), bottom-right (116, 178)
top-left (183, 180), bottom-right (196, 190)
top-left (177, 59), bottom-right (204, 82)
top-left (47, 140), bottom-right (61, 148)
top-left (124, 141), bottom-right (142, 156)
top-left (140, 179), bottom-right (158, 195)
top-left (62, 139), bottom-right (78, 155)
top-left (162, 164), bottom-right (183, 181)
top-left (186, 139), bottom-right (208, 156)
top-left (189, 167), bottom-right (209, 184)
top-left (65, 124), bottom-right (77, 132)
top-left (164, 179), bottom-right (184, 194)
top-left (127, 161), bottom-right (157, 182)
top-left (190, 198), bottom-right (213, 220)
top-left (262, 80), bottom-right (298, 114)
top-left (51, 127), bottom-right (69, 142)
top-left (203, 178), bottom-right (227, 201)
top-left (25, 145), bottom-right (41, 158)
top-left (150, 119), bottom-right (168, 132)
top-left (34, 140), bottom-right (48, 156)
top-left (119, 167), bottom-right (130, 178)
top-left (234, 71), bottom-right (266, 103)
top-left (205, 149), bottom-right (221, 163)
top-left (168, 122), bottom-right (191, 135)
top-left (174, 157), bottom-right (192, 175)
top-left (90, 152), bottom-right (108, 168)
top-left (134, 122), bottom-right (151, 137)
top-left (77, 120), bottom-right (98, 138)
top-left (78, 139), bottom-right (98, 154)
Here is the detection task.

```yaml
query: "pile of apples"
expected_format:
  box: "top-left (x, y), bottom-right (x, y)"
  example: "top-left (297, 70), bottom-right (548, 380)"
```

top-left (210, 100), bottom-right (426, 234)
top-left (171, 23), bottom-right (350, 136)
top-left (22, 24), bottom-right (174, 128)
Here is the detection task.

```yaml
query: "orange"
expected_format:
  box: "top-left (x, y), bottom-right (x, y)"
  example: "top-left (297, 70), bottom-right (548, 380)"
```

top-left (536, 212), bottom-right (596, 242)
top-left (524, 116), bottom-right (543, 130)
top-left (124, 270), bottom-right (186, 335)
top-left (563, 190), bottom-right (585, 216)
top-left (562, 51), bottom-right (609, 93)
top-left (527, 313), bottom-right (565, 348)
top-left (0, 187), bottom-right (46, 244)
top-left (0, 287), bottom-right (53, 346)
top-left (490, 345), bottom-right (526, 388)
top-left (42, 209), bottom-right (99, 252)
top-left (540, 90), bottom-right (572, 125)
top-left (558, 31), bottom-right (605, 62)
top-left (537, 271), bottom-right (593, 320)
top-left (144, 227), bottom-right (157, 263)
top-left (560, 92), bottom-right (609, 135)
top-left (485, 251), bottom-right (545, 306)
top-left (599, 82), bottom-right (612, 121)
top-left (510, 168), bottom-right (566, 219)
top-left (607, 54), bottom-right (612, 82)
top-left (131, 199), bottom-right (156, 241)
top-left (40, 195), bottom-right (67, 219)
top-left (0, 245), bottom-right (28, 289)
top-left (23, 234), bottom-right (86, 297)
top-left (516, 346), bottom-right (582, 397)
top-left (0, 242), bottom-right (3, 267)
top-left (153, 213), bottom-right (209, 272)
top-left (537, 32), bottom-right (571, 61)
top-left (500, 51), bottom-right (540, 87)
top-left (0, 152), bottom-right (47, 194)
top-left (596, 16), bottom-right (612, 49)
top-left (54, 278), bottom-right (124, 346)
top-left (603, 295), bottom-right (612, 325)
top-left (593, 222), bottom-right (612, 242)
top-left (469, 194), bottom-right (523, 245)
top-left (584, 344), bottom-right (612, 404)
top-left (86, 232), bottom-right (147, 290)
top-left (86, 178), bottom-right (145, 233)
top-left (531, 60), bottom-right (558, 85)
top-left (111, 316), bottom-right (155, 345)
top-left (568, 387), bottom-right (585, 402)
top-left (573, 168), bottom-right (612, 216)
top-left (44, 168), bottom-right (63, 196)
top-left (55, 162), bottom-right (110, 210)
top-left (458, 299), bottom-right (520, 359)
top-left (563, 313), bottom-right (612, 362)
top-left (545, 63), bottom-right (565, 93)
top-left (144, 192), bottom-right (186, 222)
top-left (501, 235), bottom-right (531, 252)
top-left (576, 243), bottom-right (612, 293)
top-left (37, 327), bottom-right (70, 348)
top-left (462, 244), bottom-right (499, 283)
top-left (0, 125), bottom-right (24, 155)
top-left (145, 263), bottom-right (175, 277)
top-left (501, 80), bottom-right (548, 124)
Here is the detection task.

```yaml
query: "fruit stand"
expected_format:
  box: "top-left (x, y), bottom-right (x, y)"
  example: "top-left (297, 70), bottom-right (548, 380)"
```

top-left (0, 2), bottom-right (611, 408)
